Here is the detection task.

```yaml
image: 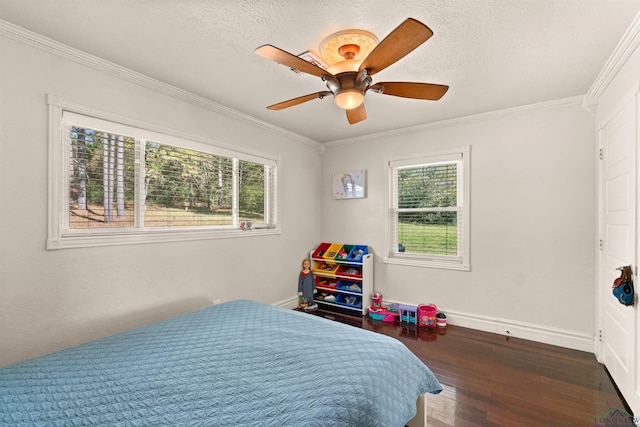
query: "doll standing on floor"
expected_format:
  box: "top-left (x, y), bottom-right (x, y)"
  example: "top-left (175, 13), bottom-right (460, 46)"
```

top-left (298, 258), bottom-right (318, 310)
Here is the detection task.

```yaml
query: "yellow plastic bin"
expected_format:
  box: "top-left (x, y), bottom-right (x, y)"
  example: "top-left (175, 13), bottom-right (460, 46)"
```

top-left (312, 262), bottom-right (339, 275)
top-left (322, 243), bottom-right (343, 264)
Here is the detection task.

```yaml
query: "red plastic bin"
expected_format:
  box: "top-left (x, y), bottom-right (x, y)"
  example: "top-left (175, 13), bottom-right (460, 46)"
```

top-left (312, 243), bottom-right (331, 259)
top-left (337, 265), bottom-right (362, 278)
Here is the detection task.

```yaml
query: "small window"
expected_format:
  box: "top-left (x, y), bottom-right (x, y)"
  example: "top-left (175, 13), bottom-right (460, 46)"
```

top-left (48, 104), bottom-right (278, 249)
top-left (385, 147), bottom-right (470, 270)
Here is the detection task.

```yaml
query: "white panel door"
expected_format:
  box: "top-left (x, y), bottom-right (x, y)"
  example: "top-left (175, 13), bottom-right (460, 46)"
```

top-left (600, 97), bottom-right (639, 416)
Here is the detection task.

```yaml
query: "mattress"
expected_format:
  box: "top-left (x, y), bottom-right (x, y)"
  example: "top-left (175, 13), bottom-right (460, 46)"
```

top-left (0, 299), bottom-right (442, 426)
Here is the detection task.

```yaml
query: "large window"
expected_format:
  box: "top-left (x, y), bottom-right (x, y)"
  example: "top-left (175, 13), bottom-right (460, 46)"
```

top-left (386, 147), bottom-right (470, 270)
top-left (48, 103), bottom-right (278, 249)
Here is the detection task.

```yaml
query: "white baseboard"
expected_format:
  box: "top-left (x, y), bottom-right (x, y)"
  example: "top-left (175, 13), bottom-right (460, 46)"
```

top-left (272, 295), bottom-right (299, 310)
top-left (450, 310), bottom-right (594, 352)
top-left (384, 299), bottom-right (595, 353)
top-left (274, 296), bottom-right (595, 353)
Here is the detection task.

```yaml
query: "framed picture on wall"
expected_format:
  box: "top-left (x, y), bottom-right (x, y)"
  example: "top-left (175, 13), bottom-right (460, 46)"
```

top-left (333, 170), bottom-right (366, 199)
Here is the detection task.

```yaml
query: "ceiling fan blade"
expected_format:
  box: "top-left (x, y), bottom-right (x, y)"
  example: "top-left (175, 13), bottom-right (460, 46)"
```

top-left (256, 44), bottom-right (331, 79)
top-left (267, 91), bottom-right (332, 110)
top-left (359, 18), bottom-right (433, 76)
top-left (369, 82), bottom-right (449, 100)
top-left (346, 104), bottom-right (367, 124)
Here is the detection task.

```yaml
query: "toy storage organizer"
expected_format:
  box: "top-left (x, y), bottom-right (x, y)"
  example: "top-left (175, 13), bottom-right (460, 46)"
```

top-left (311, 243), bottom-right (373, 316)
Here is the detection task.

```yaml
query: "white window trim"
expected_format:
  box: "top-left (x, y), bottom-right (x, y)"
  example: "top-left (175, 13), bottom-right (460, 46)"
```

top-left (47, 95), bottom-right (280, 250)
top-left (383, 146), bottom-right (470, 271)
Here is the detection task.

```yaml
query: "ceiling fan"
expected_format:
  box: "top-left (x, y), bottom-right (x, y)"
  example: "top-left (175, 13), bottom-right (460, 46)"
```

top-left (255, 18), bottom-right (449, 125)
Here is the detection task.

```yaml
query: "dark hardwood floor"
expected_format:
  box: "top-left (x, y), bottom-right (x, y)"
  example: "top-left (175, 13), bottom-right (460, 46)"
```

top-left (304, 308), bottom-right (635, 426)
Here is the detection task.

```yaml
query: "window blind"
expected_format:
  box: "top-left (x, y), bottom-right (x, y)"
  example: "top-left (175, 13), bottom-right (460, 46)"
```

top-left (389, 152), bottom-right (466, 265)
top-left (68, 127), bottom-right (136, 229)
top-left (143, 142), bottom-right (235, 228)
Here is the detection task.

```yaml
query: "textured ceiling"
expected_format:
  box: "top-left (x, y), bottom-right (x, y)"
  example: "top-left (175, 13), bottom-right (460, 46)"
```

top-left (1, 0), bottom-right (640, 143)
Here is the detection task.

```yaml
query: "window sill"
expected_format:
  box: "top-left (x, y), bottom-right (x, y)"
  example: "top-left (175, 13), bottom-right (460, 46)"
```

top-left (47, 227), bottom-right (281, 250)
top-left (382, 256), bottom-right (470, 271)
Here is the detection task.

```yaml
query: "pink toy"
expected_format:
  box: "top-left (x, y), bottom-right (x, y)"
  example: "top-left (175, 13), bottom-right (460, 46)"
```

top-left (367, 306), bottom-right (400, 323)
top-left (418, 304), bottom-right (437, 329)
top-left (371, 292), bottom-right (383, 310)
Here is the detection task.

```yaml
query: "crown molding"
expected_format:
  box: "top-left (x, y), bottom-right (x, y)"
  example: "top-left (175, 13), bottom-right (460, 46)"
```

top-left (0, 19), bottom-right (320, 148)
top-left (587, 12), bottom-right (640, 100)
top-left (325, 96), bottom-right (584, 147)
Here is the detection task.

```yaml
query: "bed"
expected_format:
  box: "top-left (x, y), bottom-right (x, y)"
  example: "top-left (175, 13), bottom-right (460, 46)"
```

top-left (0, 299), bottom-right (442, 426)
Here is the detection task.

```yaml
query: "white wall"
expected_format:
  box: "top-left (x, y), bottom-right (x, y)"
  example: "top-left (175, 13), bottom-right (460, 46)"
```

top-left (321, 101), bottom-right (597, 348)
top-left (0, 35), bottom-right (323, 367)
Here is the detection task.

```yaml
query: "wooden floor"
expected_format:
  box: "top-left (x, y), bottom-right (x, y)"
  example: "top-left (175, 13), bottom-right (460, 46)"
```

top-left (305, 308), bottom-right (635, 427)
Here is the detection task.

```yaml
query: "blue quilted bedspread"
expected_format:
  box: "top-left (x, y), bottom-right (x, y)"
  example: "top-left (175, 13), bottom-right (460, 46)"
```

top-left (0, 299), bottom-right (442, 426)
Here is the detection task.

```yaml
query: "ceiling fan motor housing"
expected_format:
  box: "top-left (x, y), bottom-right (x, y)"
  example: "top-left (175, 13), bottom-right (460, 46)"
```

top-left (323, 69), bottom-right (372, 109)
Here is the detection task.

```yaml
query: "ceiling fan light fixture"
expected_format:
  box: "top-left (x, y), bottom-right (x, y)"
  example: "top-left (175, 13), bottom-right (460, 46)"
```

top-left (334, 89), bottom-right (365, 110)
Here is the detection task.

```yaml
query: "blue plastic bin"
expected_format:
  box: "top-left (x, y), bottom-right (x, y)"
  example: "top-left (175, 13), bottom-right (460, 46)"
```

top-left (336, 293), bottom-right (362, 309)
top-left (347, 245), bottom-right (368, 263)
